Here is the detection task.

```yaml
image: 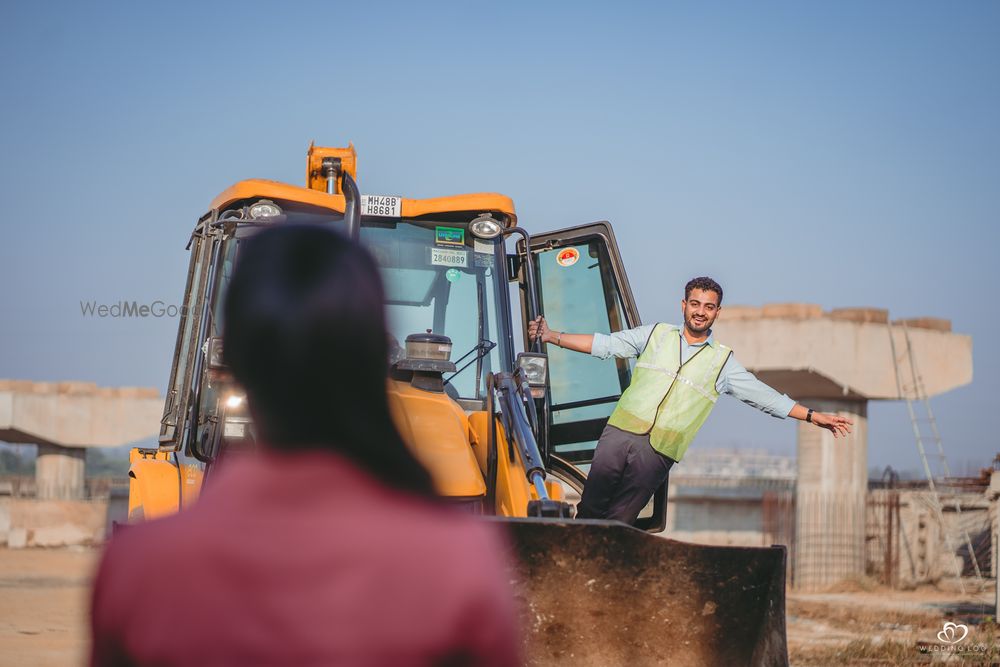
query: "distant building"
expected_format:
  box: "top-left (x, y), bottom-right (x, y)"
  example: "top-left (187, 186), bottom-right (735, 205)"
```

top-left (666, 448), bottom-right (795, 548)
top-left (675, 448), bottom-right (796, 480)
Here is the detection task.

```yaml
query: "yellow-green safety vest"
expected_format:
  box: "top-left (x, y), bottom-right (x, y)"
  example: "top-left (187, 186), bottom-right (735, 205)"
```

top-left (607, 324), bottom-right (732, 462)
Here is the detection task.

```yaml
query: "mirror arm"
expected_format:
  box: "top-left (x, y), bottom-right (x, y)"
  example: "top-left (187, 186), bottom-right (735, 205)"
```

top-left (505, 227), bottom-right (542, 352)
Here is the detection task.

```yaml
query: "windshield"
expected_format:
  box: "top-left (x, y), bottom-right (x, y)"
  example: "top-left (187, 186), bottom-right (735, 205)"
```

top-left (195, 210), bottom-right (508, 443)
top-left (191, 207), bottom-right (345, 456)
top-left (360, 219), bottom-right (509, 401)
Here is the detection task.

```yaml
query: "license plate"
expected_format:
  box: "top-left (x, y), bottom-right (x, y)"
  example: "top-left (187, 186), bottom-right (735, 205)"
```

top-left (361, 194), bottom-right (401, 217)
top-left (223, 422), bottom-right (246, 438)
top-left (430, 247), bottom-right (468, 268)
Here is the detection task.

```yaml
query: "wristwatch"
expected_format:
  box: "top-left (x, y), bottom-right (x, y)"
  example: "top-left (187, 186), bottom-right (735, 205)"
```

top-left (806, 408), bottom-right (814, 423)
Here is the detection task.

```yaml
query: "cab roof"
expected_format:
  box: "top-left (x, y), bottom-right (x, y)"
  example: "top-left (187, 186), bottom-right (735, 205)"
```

top-left (210, 179), bottom-right (518, 225)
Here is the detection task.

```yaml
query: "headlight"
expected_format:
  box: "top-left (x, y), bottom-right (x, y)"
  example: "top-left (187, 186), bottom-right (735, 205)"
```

top-left (225, 394), bottom-right (245, 409)
top-left (207, 337), bottom-right (226, 369)
top-left (517, 352), bottom-right (548, 398)
top-left (469, 213), bottom-right (503, 239)
top-left (249, 199), bottom-right (282, 219)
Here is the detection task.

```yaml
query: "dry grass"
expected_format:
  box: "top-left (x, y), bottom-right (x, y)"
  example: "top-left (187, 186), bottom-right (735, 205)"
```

top-left (788, 589), bottom-right (1000, 666)
top-left (819, 574), bottom-right (884, 594)
top-left (792, 638), bottom-right (927, 666)
top-left (793, 635), bottom-right (1000, 666)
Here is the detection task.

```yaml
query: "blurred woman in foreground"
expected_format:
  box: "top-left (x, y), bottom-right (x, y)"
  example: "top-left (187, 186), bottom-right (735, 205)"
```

top-left (90, 225), bottom-right (521, 667)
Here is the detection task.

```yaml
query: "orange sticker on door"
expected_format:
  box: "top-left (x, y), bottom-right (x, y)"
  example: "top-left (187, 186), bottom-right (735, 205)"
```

top-left (556, 247), bottom-right (580, 267)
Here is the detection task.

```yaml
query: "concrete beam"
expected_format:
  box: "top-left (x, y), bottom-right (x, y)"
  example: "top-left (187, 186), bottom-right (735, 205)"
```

top-left (0, 380), bottom-right (163, 449)
top-left (713, 305), bottom-right (972, 400)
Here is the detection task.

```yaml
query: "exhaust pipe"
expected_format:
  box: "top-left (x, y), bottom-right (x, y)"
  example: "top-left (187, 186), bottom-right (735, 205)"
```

top-left (342, 171), bottom-right (360, 241)
top-left (321, 157), bottom-right (361, 240)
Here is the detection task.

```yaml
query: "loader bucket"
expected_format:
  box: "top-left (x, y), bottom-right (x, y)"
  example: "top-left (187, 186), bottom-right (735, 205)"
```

top-left (501, 518), bottom-right (788, 667)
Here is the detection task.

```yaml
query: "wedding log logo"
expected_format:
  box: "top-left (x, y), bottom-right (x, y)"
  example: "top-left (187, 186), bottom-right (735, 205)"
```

top-left (937, 622), bottom-right (968, 644)
top-left (918, 620), bottom-right (990, 656)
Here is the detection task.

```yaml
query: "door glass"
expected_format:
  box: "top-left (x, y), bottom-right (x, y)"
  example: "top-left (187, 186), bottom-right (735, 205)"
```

top-left (533, 236), bottom-right (634, 462)
top-left (195, 237), bottom-right (240, 447)
top-left (159, 233), bottom-right (211, 447)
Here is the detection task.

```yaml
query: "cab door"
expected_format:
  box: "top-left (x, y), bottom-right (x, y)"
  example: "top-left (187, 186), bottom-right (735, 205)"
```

top-left (523, 221), bottom-right (666, 531)
top-left (159, 213), bottom-right (216, 450)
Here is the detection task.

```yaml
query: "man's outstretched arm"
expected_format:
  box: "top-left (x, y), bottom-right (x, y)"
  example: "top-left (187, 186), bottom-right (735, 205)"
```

top-left (786, 403), bottom-right (853, 438)
top-left (527, 317), bottom-right (656, 358)
top-left (721, 357), bottom-right (853, 438)
top-left (528, 316), bottom-right (595, 353)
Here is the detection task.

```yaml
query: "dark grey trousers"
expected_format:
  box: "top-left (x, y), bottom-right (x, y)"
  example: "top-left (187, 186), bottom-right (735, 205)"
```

top-left (576, 424), bottom-right (675, 525)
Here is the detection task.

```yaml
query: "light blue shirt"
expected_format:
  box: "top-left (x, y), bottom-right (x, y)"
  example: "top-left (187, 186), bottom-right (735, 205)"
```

top-left (591, 324), bottom-right (795, 418)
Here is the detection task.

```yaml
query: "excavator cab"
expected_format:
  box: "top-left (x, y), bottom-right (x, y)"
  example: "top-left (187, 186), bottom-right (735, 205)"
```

top-left (129, 145), bottom-right (790, 666)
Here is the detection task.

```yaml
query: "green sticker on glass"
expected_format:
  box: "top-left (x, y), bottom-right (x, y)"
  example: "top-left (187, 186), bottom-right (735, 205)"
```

top-left (445, 268), bottom-right (461, 283)
top-left (435, 226), bottom-right (465, 246)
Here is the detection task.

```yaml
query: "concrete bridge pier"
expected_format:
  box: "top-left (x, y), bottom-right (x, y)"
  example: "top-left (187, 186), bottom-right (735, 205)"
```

top-left (35, 443), bottom-right (86, 500)
top-left (714, 305), bottom-right (971, 590)
top-left (794, 399), bottom-right (868, 590)
top-left (0, 380), bottom-right (164, 502)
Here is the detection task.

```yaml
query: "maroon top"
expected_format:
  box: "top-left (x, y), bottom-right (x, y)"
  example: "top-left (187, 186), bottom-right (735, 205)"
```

top-left (91, 450), bottom-right (522, 667)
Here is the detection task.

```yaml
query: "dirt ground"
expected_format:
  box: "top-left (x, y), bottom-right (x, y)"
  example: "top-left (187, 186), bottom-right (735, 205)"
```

top-left (0, 547), bottom-right (97, 667)
top-left (1, 547), bottom-right (997, 666)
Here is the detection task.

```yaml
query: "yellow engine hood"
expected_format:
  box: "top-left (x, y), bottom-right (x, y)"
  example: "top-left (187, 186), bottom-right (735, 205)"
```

top-left (387, 380), bottom-right (486, 498)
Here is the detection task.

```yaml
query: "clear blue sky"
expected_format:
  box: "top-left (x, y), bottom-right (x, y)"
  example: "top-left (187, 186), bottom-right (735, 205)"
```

top-left (1, 1), bottom-right (997, 475)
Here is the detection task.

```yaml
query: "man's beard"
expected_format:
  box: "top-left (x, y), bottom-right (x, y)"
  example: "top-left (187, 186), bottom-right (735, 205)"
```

top-left (686, 315), bottom-right (712, 333)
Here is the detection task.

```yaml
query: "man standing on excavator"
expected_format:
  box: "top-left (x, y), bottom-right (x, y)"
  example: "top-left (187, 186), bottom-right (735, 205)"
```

top-left (528, 276), bottom-right (853, 526)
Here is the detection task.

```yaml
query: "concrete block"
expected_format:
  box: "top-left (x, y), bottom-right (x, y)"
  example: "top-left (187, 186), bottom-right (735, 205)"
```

top-left (761, 303), bottom-right (823, 319)
top-left (0, 380), bottom-right (34, 392)
top-left (3, 498), bottom-right (107, 547)
top-left (894, 317), bottom-right (951, 333)
top-left (720, 306), bottom-right (763, 320)
top-left (7, 527), bottom-right (27, 549)
top-left (56, 381), bottom-right (97, 394)
top-left (828, 308), bottom-right (888, 324)
top-left (31, 523), bottom-right (91, 547)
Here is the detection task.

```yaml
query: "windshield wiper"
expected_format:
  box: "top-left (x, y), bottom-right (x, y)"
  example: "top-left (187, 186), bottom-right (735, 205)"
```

top-left (444, 340), bottom-right (497, 388)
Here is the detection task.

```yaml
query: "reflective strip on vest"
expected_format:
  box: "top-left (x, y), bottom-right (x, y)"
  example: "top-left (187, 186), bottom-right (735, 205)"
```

top-left (634, 362), bottom-right (720, 404)
top-left (607, 324), bottom-right (731, 462)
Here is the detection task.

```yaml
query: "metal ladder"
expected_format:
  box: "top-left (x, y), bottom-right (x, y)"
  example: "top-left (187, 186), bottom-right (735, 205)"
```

top-left (888, 320), bottom-right (984, 592)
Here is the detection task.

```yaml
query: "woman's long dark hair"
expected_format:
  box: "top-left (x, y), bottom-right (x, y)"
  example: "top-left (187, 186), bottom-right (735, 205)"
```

top-left (223, 224), bottom-right (436, 497)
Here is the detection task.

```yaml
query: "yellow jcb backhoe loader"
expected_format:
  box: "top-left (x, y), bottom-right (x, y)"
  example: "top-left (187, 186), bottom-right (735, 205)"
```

top-left (127, 144), bottom-right (789, 666)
